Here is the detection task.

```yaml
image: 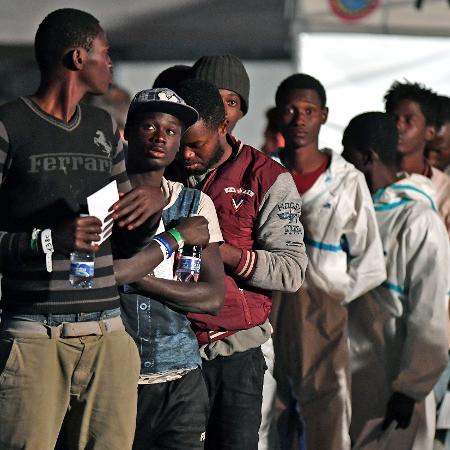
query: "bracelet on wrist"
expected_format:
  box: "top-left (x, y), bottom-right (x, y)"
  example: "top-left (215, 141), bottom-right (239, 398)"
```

top-left (41, 228), bottom-right (54, 272)
top-left (167, 228), bottom-right (184, 249)
top-left (30, 228), bottom-right (42, 254)
top-left (153, 235), bottom-right (173, 260)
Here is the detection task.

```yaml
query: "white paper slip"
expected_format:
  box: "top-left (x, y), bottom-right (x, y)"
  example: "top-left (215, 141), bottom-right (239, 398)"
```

top-left (87, 180), bottom-right (120, 245)
top-left (437, 392), bottom-right (450, 429)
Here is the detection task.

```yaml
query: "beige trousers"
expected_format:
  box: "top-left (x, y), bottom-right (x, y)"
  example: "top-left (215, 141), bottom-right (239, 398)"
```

top-left (273, 288), bottom-right (352, 450)
top-left (0, 328), bottom-right (140, 450)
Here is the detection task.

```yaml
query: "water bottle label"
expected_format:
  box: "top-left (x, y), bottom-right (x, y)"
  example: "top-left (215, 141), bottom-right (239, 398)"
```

top-left (177, 256), bottom-right (201, 273)
top-left (70, 261), bottom-right (94, 278)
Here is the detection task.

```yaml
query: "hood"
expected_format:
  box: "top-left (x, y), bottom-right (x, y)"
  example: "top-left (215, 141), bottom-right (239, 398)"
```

top-left (373, 173), bottom-right (437, 212)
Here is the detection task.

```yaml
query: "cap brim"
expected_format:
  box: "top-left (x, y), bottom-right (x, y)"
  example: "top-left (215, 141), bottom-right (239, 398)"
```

top-left (127, 101), bottom-right (199, 129)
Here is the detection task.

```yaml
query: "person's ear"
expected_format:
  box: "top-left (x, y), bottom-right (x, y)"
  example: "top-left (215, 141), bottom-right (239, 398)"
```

top-left (63, 48), bottom-right (84, 71)
top-left (219, 119), bottom-right (228, 136)
top-left (321, 107), bottom-right (329, 125)
top-left (425, 124), bottom-right (436, 142)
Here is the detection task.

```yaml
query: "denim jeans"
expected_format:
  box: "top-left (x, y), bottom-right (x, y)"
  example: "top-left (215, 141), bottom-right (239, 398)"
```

top-left (203, 346), bottom-right (266, 450)
top-left (133, 368), bottom-right (209, 450)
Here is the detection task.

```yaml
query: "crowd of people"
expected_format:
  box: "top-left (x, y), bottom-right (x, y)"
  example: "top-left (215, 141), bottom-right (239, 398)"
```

top-left (0, 7), bottom-right (449, 450)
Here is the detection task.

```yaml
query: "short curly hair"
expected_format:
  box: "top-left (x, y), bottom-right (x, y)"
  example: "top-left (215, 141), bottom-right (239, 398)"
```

top-left (276, 74), bottom-right (327, 108)
top-left (384, 80), bottom-right (440, 128)
top-left (35, 8), bottom-right (101, 74)
top-left (175, 79), bottom-right (225, 130)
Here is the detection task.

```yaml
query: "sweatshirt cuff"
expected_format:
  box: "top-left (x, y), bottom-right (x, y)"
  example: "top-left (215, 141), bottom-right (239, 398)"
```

top-left (234, 249), bottom-right (258, 280)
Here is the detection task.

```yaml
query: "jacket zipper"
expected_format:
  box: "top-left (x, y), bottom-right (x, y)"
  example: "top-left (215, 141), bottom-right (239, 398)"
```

top-left (239, 288), bottom-right (252, 326)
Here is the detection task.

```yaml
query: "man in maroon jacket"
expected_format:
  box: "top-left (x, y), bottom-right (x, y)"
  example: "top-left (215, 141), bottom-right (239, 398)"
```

top-left (167, 78), bottom-right (308, 450)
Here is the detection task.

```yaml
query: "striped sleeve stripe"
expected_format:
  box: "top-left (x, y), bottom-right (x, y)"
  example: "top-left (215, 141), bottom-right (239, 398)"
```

top-left (0, 147), bottom-right (7, 165)
top-left (0, 121), bottom-right (9, 146)
top-left (111, 158), bottom-right (126, 177)
top-left (207, 331), bottom-right (236, 342)
top-left (23, 297), bottom-right (120, 307)
top-left (2, 274), bottom-right (117, 291)
top-left (0, 295), bottom-right (120, 310)
top-left (112, 136), bottom-right (124, 164)
top-left (235, 249), bottom-right (250, 277)
top-left (14, 254), bottom-right (115, 273)
top-left (111, 142), bottom-right (131, 193)
top-left (0, 231), bottom-right (26, 265)
top-left (113, 170), bottom-right (130, 192)
top-left (208, 331), bottom-right (230, 339)
top-left (235, 249), bottom-right (258, 279)
top-left (0, 232), bottom-right (12, 260)
top-left (6, 262), bottom-right (114, 279)
top-left (0, 121), bottom-right (10, 180)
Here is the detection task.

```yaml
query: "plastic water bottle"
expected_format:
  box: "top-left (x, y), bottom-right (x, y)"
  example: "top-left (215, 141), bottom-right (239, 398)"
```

top-left (69, 251), bottom-right (95, 288)
top-left (175, 245), bottom-right (202, 282)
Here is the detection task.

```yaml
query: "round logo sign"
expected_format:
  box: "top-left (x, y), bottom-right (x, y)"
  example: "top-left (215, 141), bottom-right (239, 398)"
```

top-left (329, 0), bottom-right (380, 21)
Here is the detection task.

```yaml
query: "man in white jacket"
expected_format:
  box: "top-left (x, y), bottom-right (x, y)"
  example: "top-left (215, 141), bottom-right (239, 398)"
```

top-left (428, 95), bottom-right (450, 177)
top-left (343, 111), bottom-right (449, 450)
top-left (273, 74), bottom-right (386, 450)
top-left (385, 82), bottom-right (450, 237)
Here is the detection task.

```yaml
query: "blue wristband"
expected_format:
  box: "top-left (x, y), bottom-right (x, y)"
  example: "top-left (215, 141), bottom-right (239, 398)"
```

top-left (153, 235), bottom-right (173, 259)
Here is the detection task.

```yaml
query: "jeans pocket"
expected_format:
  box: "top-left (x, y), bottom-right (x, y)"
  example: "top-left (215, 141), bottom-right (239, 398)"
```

top-left (0, 339), bottom-right (20, 383)
top-left (244, 348), bottom-right (266, 390)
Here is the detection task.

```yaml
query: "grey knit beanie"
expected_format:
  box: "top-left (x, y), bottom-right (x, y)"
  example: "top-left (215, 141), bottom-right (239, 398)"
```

top-left (192, 55), bottom-right (250, 115)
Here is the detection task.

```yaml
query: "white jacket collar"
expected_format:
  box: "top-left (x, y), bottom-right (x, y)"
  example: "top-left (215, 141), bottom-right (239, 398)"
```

top-left (373, 173), bottom-right (437, 212)
top-left (301, 149), bottom-right (356, 204)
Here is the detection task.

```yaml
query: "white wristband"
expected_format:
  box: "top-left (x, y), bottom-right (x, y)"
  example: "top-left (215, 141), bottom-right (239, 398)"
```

top-left (41, 228), bottom-right (54, 272)
top-left (153, 237), bottom-right (170, 260)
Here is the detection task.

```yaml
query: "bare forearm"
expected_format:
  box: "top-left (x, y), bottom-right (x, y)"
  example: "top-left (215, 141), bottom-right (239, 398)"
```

top-left (114, 233), bottom-right (177, 284)
top-left (219, 242), bottom-right (241, 269)
top-left (112, 212), bottom-right (161, 258)
top-left (134, 277), bottom-right (223, 314)
top-left (0, 231), bottom-right (36, 270)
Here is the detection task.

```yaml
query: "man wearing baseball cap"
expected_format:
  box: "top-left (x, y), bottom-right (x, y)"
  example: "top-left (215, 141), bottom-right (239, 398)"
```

top-left (116, 87), bottom-right (225, 450)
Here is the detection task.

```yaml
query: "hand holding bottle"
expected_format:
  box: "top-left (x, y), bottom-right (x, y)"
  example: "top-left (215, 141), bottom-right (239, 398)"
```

top-left (175, 216), bottom-right (210, 247)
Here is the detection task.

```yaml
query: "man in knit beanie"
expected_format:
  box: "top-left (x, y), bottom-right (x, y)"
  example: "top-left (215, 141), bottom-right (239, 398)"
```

top-left (186, 58), bottom-right (291, 450)
top-left (192, 55), bottom-right (249, 133)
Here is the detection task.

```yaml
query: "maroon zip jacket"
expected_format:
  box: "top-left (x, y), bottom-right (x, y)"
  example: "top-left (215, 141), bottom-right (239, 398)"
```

top-left (167, 139), bottom-right (307, 345)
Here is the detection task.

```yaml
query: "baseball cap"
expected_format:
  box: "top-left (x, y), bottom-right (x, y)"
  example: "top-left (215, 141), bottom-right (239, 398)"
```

top-left (126, 88), bottom-right (199, 129)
